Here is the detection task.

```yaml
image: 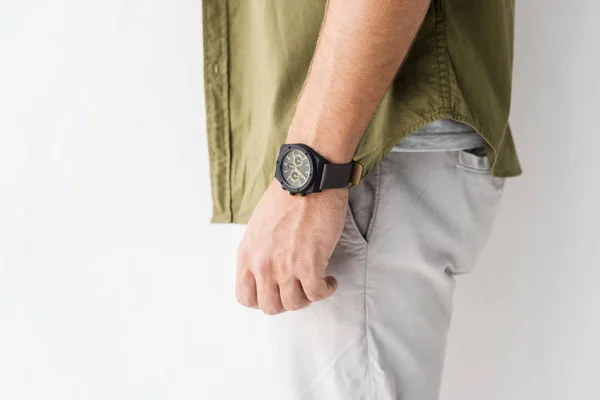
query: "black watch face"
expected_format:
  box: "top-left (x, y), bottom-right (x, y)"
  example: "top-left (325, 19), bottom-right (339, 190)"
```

top-left (280, 149), bottom-right (312, 188)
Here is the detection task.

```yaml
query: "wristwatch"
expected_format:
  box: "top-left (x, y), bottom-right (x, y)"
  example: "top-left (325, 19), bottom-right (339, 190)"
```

top-left (274, 143), bottom-right (363, 196)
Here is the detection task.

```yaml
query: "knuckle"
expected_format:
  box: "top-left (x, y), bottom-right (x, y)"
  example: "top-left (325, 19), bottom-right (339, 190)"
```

top-left (294, 261), bottom-right (314, 280)
top-left (236, 294), bottom-right (256, 308)
top-left (237, 242), bottom-right (251, 263)
top-left (251, 256), bottom-right (271, 278)
top-left (237, 258), bottom-right (251, 275)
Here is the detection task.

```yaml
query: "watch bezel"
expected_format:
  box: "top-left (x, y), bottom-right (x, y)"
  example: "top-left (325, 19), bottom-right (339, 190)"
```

top-left (275, 144), bottom-right (318, 193)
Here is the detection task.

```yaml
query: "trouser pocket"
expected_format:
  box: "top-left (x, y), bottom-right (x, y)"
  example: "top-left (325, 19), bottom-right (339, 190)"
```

top-left (346, 164), bottom-right (380, 244)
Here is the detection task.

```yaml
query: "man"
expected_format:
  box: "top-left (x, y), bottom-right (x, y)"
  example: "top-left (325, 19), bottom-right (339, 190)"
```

top-left (203, 0), bottom-right (521, 399)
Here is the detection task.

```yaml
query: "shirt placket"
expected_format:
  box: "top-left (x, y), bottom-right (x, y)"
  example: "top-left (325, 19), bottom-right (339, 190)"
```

top-left (203, 0), bottom-right (232, 221)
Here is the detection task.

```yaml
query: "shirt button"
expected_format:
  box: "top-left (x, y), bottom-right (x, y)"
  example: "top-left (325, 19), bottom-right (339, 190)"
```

top-left (213, 63), bottom-right (219, 75)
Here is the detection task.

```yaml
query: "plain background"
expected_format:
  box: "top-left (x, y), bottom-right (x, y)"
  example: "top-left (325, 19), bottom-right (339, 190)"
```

top-left (1, 1), bottom-right (599, 399)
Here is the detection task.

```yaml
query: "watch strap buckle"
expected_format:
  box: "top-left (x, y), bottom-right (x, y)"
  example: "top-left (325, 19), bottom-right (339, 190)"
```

top-left (349, 161), bottom-right (363, 187)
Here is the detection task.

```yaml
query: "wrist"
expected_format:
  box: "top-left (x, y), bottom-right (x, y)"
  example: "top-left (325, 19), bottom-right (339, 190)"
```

top-left (286, 125), bottom-right (357, 165)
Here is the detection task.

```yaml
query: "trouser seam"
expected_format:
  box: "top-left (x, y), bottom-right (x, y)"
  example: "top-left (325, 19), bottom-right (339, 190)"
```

top-left (364, 164), bottom-right (382, 400)
top-left (364, 242), bottom-right (375, 400)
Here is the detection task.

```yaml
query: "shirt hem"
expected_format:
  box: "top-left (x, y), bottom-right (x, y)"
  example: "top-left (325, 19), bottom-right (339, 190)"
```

top-left (211, 211), bottom-right (252, 225)
top-left (358, 110), bottom-right (523, 181)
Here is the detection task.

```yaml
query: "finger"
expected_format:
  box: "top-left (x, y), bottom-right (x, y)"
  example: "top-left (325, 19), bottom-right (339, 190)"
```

top-left (300, 275), bottom-right (338, 302)
top-left (255, 274), bottom-right (285, 316)
top-left (236, 245), bottom-right (258, 309)
top-left (279, 279), bottom-right (311, 311)
top-left (236, 268), bottom-right (258, 309)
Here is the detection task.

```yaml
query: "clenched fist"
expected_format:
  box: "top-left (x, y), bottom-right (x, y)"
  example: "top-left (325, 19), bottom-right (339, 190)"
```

top-left (236, 179), bottom-right (348, 315)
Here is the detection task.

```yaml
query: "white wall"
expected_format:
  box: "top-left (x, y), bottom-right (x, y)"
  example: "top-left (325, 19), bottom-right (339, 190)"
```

top-left (0, 1), bottom-right (598, 399)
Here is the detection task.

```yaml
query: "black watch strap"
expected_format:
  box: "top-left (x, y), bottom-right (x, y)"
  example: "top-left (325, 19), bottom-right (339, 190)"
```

top-left (319, 162), bottom-right (363, 190)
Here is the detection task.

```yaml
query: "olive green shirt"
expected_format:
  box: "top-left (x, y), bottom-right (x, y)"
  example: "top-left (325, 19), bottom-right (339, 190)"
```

top-left (203, 0), bottom-right (522, 224)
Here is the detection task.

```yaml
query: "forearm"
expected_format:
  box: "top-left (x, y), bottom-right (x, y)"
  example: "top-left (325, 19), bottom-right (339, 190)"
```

top-left (287, 0), bottom-right (432, 163)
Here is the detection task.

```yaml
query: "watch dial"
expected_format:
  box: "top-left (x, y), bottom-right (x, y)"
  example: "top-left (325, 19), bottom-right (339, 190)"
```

top-left (281, 149), bottom-right (311, 188)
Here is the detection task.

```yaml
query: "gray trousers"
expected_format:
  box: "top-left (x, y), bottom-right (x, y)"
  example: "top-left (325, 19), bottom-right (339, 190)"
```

top-left (262, 150), bottom-right (505, 400)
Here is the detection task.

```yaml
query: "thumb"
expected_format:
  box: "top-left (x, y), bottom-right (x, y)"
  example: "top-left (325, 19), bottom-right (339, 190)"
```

top-left (302, 275), bottom-right (338, 302)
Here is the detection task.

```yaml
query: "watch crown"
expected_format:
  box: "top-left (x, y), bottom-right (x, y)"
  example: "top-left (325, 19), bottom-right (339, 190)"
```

top-left (300, 193), bottom-right (306, 197)
top-left (289, 192), bottom-right (296, 196)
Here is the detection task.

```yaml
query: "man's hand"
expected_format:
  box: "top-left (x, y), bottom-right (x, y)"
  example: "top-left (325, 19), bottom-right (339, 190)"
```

top-left (236, 180), bottom-right (347, 315)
